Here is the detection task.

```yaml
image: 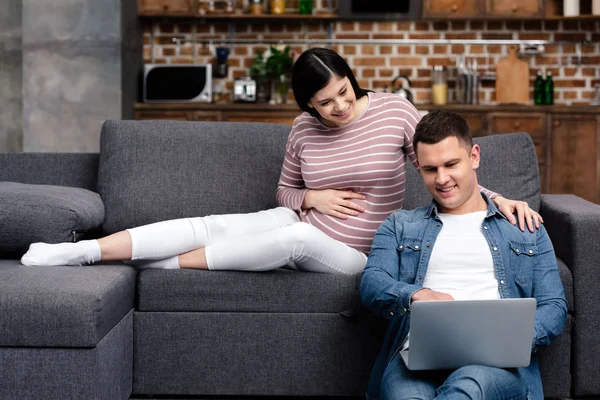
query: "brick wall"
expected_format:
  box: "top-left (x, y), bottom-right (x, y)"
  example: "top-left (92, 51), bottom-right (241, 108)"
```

top-left (143, 1), bottom-right (600, 105)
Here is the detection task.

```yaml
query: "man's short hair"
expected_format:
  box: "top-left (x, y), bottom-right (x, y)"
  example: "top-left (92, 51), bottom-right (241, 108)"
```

top-left (413, 110), bottom-right (473, 154)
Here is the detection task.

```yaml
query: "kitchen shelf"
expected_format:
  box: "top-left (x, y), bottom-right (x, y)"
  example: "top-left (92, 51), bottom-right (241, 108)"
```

top-left (138, 12), bottom-right (338, 20)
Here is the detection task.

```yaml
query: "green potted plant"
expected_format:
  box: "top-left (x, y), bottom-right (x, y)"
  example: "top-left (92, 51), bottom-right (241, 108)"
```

top-left (249, 45), bottom-right (294, 104)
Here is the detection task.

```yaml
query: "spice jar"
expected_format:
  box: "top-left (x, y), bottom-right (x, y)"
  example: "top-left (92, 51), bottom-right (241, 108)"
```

top-left (250, 0), bottom-right (263, 14)
top-left (271, 0), bottom-right (285, 14)
top-left (432, 65), bottom-right (448, 105)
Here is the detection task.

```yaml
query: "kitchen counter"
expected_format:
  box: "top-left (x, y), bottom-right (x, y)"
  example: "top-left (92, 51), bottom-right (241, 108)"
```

top-left (134, 102), bottom-right (600, 114)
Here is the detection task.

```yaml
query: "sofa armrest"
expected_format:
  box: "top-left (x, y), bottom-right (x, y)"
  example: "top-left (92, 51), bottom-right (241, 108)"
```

top-left (540, 194), bottom-right (600, 397)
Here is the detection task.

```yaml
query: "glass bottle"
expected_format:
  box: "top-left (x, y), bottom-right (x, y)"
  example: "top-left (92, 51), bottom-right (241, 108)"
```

top-left (431, 65), bottom-right (448, 105)
top-left (534, 70), bottom-right (545, 105)
top-left (544, 71), bottom-right (554, 105)
top-left (299, 0), bottom-right (313, 15)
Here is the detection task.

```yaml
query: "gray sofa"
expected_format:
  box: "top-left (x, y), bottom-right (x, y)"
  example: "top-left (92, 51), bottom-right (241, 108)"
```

top-left (1, 120), bottom-right (599, 400)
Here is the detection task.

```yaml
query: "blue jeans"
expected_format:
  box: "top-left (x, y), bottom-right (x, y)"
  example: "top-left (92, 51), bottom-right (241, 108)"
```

top-left (380, 352), bottom-right (528, 400)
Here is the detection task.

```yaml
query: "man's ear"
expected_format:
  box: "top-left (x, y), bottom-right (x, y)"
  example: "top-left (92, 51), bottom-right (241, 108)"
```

top-left (471, 144), bottom-right (481, 169)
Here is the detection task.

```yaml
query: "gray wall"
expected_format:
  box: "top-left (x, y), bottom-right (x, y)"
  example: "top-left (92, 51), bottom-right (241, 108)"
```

top-left (0, 0), bottom-right (23, 152)
top-left (0, 0), bottom-right (141, 153)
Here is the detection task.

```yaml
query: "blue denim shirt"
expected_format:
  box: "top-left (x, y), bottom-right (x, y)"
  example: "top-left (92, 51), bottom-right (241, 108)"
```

top-left (359, 194), bottom-right (567, 400)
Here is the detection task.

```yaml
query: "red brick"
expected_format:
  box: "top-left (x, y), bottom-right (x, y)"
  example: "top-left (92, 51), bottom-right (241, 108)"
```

top-left (408, 33), bottom-right (441, 39)
top-left (170, 57), bottom-right (193, 64)
top-left (433, 45), bottom-right (448, 54)
top-left (523, 21), bottom-right (542, 31)
top-left (451, 45), bottom-right (465, 54)
top-left (518, 33), bottom-right (551, 41)
top-left (555, 33), bottom-right (587, 42)
top-left (414, 22), bottom-right (430, 31)
top-left (470, 21), bottom-right (485, 30)
top-left (415, 45), bottom-right (430, 55)
top-left (582, 68), bottom-right (597, 77)
top-left (426, 58), bottom-right (454, 67)
top-left (355, 57), bottom-right (387, 66)
top-left (481, 33), bottom-right (512, 40)
top-left (554, 80), bottom-right (586, 88)
top-left (451, 21), bottom-right (467, 30)
top-left (433, 22), bottom-right (449, 31)
top-left (469, 45), bottom-right (484, 54)
top-left (446, 33), bottom-right (477, 40)
top-left (377, 22), bottom-right (395, 32)
top-left (362, 69), bottom-right (376, 78)
top-left (373, 34), bottom-right (406, 39)
top-left (486, 21), bottom-right (504, 30)
top-left (380, 46), bottom-right (393, 54)
top-left (397, 46), bottom-right (411, 54)
top-left (389, 57), bottom-right (423, 66)
top-left (337, 33), bottom-right (370, 39)
top-left (417, 68), bottom-right (432, 78)
top-left (378, 69), bottom-right (394, 78)
top-left (360, 45), bottom-right (376, 55)
top-left (358, 22), bottom-right (374, 32)
top-left (337, 22), bottom-right (355, 32)
top-left (343, 45), bottom-right (357, 55)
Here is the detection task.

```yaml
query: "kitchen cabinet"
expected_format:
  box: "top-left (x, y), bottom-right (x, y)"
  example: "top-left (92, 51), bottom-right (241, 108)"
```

top-left (549, 114), bottom-right (599, 203)
top-left (423, 0), bottom-right (482, 18)
top-left (486, 0), bottom-right (543, 18)
top-left (138, 0), bottom-right (196, 16)
top-left (423, 0), bottom-right (544, 19)
top-left (133, 103), bottom-right (600, 203)
top-left (461, 113), bottom-right (487, 137)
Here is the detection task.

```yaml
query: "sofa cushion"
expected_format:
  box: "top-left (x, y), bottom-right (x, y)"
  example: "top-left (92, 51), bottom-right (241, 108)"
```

top-left (97, 120), bottom-right (291, 234)
top-left (404, 132), bottom-right (541, 212)
top-left (0, 182), bottom-right (105, 257)
top-left (137, 269), bottom-right (362, 314)
top-left (0, 260), bottom-right (136, 347)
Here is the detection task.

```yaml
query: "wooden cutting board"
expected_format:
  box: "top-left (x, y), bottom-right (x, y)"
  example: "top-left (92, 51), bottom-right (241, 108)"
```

top-left (495, 45), bottom-right (530, 104)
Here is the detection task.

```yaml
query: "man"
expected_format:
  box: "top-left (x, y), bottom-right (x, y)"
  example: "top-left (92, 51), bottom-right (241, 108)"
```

top-left (359, 110), bottom-right (567, 400)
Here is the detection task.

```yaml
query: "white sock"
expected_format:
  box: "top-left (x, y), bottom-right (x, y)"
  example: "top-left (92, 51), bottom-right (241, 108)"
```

top-left (125, 256), bottom-right (180, 270)
top-left (21, 240), bottom-right (102, 267)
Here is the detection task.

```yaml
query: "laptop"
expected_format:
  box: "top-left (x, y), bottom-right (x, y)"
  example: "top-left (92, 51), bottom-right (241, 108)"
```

top-left (400, 298), bottom-right (536, 371)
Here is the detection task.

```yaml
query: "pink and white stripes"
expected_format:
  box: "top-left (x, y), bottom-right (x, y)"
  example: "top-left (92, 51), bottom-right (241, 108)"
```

top-left (276, 92), bottom-right (422, 254)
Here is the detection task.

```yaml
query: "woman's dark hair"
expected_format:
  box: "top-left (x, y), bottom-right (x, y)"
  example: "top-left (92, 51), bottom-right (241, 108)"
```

top-left (291, 47), bottom-right (369, 117)
top-left (413, 110), bottom-right (473, 154)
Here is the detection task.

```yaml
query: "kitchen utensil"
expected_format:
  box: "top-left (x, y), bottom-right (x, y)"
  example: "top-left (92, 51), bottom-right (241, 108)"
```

top-left (391, 75), bottom-right (414, 104)
top-left (495, 45), bottom-right (530, 104)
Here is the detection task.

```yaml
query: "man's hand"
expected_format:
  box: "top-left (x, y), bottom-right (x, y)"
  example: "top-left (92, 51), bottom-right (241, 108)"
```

top-left (303, 189), bottom-right (366, 219)
top-left (411, 288), bottom-right (454, 302)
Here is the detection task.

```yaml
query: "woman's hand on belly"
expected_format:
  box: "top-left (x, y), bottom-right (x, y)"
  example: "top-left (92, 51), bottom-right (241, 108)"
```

top-left (302, 189), bottom-right (366, 220)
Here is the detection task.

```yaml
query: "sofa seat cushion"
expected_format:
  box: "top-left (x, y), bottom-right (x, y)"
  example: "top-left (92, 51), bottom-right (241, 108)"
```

top-left (137, 269), bottom-right (362, 314)
top-left (0, 182), bottom-right (105, 257)
top-left (0, 261), bottom-right (136, 347)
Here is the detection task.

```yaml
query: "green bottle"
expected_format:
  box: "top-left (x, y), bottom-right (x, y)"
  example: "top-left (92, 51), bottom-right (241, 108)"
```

top-left (534, 70), bottom-right (545, 105)
top-left (544, 71), bottom-right (554, 105)
top-left (299, 0), bottom-right (313, 14)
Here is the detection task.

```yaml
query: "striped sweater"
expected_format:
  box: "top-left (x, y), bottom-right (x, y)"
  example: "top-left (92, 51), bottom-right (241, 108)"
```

top-left (276, 92), bottom-right (495, 254)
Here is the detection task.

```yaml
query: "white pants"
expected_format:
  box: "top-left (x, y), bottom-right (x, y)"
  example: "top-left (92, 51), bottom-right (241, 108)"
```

top-left (126, 207), bottom-right (367, 275)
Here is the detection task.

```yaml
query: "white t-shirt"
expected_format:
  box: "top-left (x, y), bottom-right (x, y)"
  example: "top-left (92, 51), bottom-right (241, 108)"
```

top-left (402, 211), bottom-right (499, 350)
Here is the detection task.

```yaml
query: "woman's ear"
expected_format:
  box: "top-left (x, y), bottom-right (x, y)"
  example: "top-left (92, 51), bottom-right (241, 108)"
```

top-left (307, 101), bottom-right (314, 109)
